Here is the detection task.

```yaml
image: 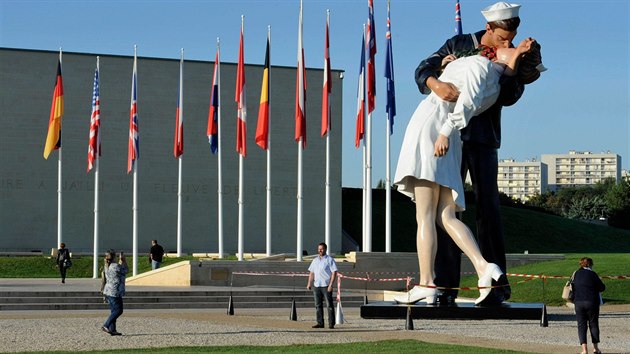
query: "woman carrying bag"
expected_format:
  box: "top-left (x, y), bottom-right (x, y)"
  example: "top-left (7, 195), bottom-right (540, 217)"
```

top-left (572, 257), bottom-right (606, 354)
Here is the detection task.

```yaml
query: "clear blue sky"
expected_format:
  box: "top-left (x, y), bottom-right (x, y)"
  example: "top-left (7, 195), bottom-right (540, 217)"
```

top-left (1, 0), bottom-right (628, 188)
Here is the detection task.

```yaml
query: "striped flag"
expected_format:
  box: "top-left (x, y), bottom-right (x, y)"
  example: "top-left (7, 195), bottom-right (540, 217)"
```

top-left (455, 0), bottom-right (463, 35)
top-left (384, 3), bottom-right (396, 135)
top-left (366, 0), bottom-right (377, 114)
top-left (295, 0), bottom-right (307, 148)
top-left (127, 51), bottom-right (139, 174)
top-left (87, 62), bottom-right (101, 172)
top-left (43, 56), bottom-right (64, 159)
top-left (255, 31), bottom-right (270, 150)
top-left (235, 20), bottom-right (247, 157)
top-left (173, 51), bottom-right (184, 158)
top-left (355, 32), bottom-right (366, 148)
top-left (207, 49), bottom-right (220, 154)
top-left (321, 11), bottom-right (331, 137)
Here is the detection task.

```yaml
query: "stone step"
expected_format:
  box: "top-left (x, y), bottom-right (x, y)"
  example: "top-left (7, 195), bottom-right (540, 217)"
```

top-left (0, 295), bottom-right (356, 304)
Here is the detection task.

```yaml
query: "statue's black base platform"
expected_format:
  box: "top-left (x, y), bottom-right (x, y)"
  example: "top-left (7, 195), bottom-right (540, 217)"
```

top-left (361, 301), bottom-right (544, 320)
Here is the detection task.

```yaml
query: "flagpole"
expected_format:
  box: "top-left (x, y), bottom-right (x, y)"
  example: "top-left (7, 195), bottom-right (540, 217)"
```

top-left (296, 0), bottom-right (304, 262)
top-left (265, 26), bottom-right (272, 257)
top-left (324, 9), bottom-right (331, 252)
top-left (176, 48), bottom-right (184, 257)
top-left (57, 48), bottom-right (63, 249)
top-left (361, 25), bottom-right (367, 253)
top-left (237, 15), bottom-right (245, 262)
top-left (132, 45), bottom-right (139, 277)
top-left (93, 56), bottom-right (100, 278)
top-left (216, 38), bottom-right (224, 259)
top-left (385, 120), bottom-right (391, 253)
top-left (385, 0), bottom-right (392, 253)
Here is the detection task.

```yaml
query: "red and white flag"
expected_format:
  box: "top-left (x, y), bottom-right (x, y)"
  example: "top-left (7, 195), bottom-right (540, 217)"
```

top-left (321, 11), bottom-right (331, 137)
top-left (235, 20), bottom-right (247, 157)
top-left (295, 0), bottom-right (307, 148)
top-left (87, 60), bottom-right (101, 172)
top-left (173, 50), bottom-right (184, 158)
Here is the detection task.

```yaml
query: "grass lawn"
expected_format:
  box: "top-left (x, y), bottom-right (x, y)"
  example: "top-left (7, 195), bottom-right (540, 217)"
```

top-left (16, 340), bottom-right (535, 354)
top-left (457, 253), bottom-right (630, 306)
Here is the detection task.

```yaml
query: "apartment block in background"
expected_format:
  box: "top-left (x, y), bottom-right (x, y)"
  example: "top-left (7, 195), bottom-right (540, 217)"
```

top-left (498, 159), bottom-right (547, 201)
top-left (541, 151), bottom-right (622, 191)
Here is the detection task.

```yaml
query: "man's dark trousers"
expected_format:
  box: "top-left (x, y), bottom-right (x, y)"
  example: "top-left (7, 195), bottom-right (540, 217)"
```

top-left (313, 286), bottom-right (335, 327)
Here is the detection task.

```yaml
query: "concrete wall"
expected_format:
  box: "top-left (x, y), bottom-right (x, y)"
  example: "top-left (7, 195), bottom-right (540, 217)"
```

top-left (0, 48), bottom-right (343, 254)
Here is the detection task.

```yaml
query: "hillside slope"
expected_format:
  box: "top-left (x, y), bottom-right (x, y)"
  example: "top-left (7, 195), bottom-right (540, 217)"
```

top-left (342, 188), bottom-right (630, 253)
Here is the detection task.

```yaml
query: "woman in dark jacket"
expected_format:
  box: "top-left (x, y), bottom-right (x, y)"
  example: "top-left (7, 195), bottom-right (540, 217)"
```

top-left (55, 243), bottom-right (70, 284)
top-left (572, 257), bottom-right (606, 354)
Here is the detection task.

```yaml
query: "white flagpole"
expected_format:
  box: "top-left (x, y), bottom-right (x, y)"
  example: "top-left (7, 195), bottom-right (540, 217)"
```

top-left (132, 45), bottom-right (139, 277)
top-left (238, 154), bottom-right (244, 261)
top-left (176, 48), bottom-right (184, 257)
top-left (360, 25), bottom-right (367, 252)
top-left (92, 56), bottom-right (100, 278)
top-left (324, 10), bottom-right (331, 251)
top-left (296, 0), bottom-right (304, 262)
top-left (385, 115), bottom-right (391, 253)
top-left (216, 38), bottom-right (224, 259)
top-left (57, 48), bottom-right (63, 249)
top-left (265, 26), bottom-right (272, 257)
top-left (237, 15), bottom-right (245, 262)
top-left (365, 35), bottom-right (373, 254)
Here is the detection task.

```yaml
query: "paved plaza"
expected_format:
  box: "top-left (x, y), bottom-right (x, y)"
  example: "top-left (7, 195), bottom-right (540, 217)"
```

top-left (1, 279), bottom-right (629, 353)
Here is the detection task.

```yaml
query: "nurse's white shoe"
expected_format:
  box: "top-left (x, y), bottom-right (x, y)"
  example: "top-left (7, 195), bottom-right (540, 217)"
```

top-left (393, 286), bottom-right (438, 305)
top-left (475, 263), bottom-right (503, 305)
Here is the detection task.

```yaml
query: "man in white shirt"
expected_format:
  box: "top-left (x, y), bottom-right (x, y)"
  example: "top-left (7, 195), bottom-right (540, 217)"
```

top-left (306, 243), bottom-right (338, 329)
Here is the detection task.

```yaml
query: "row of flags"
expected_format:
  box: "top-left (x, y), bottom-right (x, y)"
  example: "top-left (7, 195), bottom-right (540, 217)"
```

top-left (43, 0), bottom-right (467, 172)
top-left (40, 1), bottom-right (464, 260)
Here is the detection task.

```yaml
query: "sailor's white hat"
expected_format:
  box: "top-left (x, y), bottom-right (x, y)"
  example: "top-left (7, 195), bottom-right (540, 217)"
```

top-left (481, 2), bottom-right (521, 22)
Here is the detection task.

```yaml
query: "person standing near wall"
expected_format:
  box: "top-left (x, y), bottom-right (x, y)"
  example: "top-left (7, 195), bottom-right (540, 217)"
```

top-left (56, 243), bottom-right (71, 284)
top-left (149, 240), bottom-right (165, 270)
top-left (306, 243), bottom-right (337, 329)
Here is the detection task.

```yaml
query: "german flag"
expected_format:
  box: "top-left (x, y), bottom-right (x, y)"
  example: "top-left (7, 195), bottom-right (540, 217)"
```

top-left (255, 33), bottom-right (270, 150)
top-left (44, 56), bottom-right (64, 159)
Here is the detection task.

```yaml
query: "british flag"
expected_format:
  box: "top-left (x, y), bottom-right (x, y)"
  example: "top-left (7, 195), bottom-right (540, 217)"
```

top-left (127, 52), bottom-right (139, 174)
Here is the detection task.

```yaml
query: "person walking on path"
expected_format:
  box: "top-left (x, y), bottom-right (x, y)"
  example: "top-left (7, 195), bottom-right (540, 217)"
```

top-left (306, 243), bottom-right (337, 329)
top-left (149, 240), bottom-right (165, 270)
top-left (55, 243), bottom-right (71, 284)
top-left (102, 250), bottom-right (128, 336)
top-left (572, 257), bottom-right (606, 354)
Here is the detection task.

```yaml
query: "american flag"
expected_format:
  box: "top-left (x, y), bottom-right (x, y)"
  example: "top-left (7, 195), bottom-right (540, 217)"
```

top-left (355, 31), bottom-right (366, 148)
top-left (207, 48), bottom-right (220, 155)
top-left (320, 10), bottom-right (331, 137)
top-left (127, 51), bottom-right (139, 174)
top-left (295, 0), bottom-right (307, 148)
top-left (173, 50), bottom-right (184, 158)
top-left (235, 19), bottom-right (247, 157)
top-left (87, 62), bottom-right (101, 172)
top-left (455, 0), bottom-right (463, 35)
top-left (384, 2), bottom-right (396, 135)
top-left (366, 0), bottom-right (377, 114)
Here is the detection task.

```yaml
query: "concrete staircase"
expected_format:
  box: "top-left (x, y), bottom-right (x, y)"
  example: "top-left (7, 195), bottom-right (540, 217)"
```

top-left (0, 289), bottom-right (365, 311)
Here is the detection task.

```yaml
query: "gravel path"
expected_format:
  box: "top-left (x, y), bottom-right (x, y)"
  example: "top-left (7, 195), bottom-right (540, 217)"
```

top-left (1, 306), bottom-right (629, 353)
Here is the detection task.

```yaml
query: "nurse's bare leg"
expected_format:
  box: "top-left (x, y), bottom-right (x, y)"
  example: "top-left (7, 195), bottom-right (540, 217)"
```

top-left (393, 178), bottom-right (440, 304)
top-left (435, 186), bottom-right (503, 304)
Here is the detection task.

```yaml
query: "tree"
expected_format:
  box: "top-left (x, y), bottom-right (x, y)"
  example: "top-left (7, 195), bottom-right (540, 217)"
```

top-left (605, 179), bottom-right (630, 229)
